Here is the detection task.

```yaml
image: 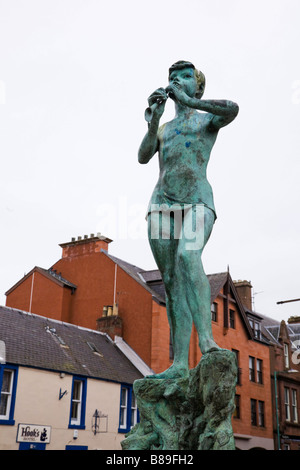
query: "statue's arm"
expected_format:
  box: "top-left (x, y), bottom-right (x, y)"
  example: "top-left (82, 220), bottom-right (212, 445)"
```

top-left (167, 84), bottom-right (238, 130)
top-left (138, 122), bottom-right (160, 164)
top-left (181, 97), bottom-right (239, 130)
top-left (190, 99), bottom-right (239, 131)
top-left (138, 88), bottom-right (167, 164)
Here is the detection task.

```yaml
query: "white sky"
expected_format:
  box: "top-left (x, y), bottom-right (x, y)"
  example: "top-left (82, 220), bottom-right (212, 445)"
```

top-left (0, 0), bottom-right (299, 322)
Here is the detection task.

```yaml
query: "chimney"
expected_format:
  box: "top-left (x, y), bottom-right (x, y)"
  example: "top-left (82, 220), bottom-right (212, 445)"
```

top-left (96, 313), bottom-right (123, 340)
top-left (59, 232), bottom-right (113, 259)
top-left (288, 316), bottom-right (300, 324)
top-left (234, 280), bottom-right (253, 310)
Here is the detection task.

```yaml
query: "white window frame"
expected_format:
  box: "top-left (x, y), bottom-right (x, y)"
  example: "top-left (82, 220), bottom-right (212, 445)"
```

top-left (254, 322), bottom-right (260, 339)
top-left (130, 392), bottom-right (138, 429)
top-left (256, 359), bottom-right (263, 384)
top-left (284, 387), bottom-right (291, 421)
top-left (211, 302), bottom-right (217, 322)
top-left (0, 369), bottom-right (14, 420)
top-left (70, 379), bottom-right (83, 426)
top-left (119, 387), bottom-right (128, 430)
top-left (258, 400), bottom-right (265, 427)
top-left (292, 389), bottom-right (298, 423)
top-left (249, 356), bottom-right (255, 382)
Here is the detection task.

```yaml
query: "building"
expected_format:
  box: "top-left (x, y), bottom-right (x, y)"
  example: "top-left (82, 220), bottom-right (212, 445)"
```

top-left (5, 233), bottom-right (276, 449)
top-left (0, 305), bottom-right (152, 450)
top-left (261, 315), bottom-right (300, 450)
top-left (5, 234), bottom-right (166, 371)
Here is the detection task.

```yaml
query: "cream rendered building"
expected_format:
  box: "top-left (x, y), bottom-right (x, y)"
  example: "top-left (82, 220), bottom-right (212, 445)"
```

top-left (0, 306), bottom-right (151, 450)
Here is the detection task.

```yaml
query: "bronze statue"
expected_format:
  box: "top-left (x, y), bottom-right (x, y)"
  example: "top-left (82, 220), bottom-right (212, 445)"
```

top-left (138, 61), bottom-right (239, 379)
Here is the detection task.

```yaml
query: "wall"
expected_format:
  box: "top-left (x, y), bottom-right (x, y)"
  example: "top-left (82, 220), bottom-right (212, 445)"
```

top-left (0, 366), bottom-right (123, 450)
top-left (6, 271), bottom-right (69, 322)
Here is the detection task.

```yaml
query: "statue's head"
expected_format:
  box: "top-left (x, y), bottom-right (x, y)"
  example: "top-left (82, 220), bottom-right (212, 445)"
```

top-left (168, 60), bottom-right (205, 99)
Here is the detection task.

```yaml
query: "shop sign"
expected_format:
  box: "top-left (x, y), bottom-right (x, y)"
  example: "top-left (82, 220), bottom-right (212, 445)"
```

top-left (17, 424), bottom-right (51, 443)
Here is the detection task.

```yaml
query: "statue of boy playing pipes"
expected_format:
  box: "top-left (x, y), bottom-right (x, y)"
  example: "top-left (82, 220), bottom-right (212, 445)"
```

top-left (138, 61), bottom-right (239, 379)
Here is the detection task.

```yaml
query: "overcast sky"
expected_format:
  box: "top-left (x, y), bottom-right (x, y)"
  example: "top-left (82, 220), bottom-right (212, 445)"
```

top-left (0, 0), bottom-right (299, 322)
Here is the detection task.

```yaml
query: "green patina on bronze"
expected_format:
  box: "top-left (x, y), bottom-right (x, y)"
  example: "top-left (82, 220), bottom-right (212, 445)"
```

top-left (122, 61), bottom-right (239, 450)
top-left (122, 350), bottom-right (237, 450)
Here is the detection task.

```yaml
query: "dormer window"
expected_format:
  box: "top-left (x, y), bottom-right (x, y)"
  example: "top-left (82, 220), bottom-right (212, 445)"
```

top-left (249, 318), bottom-right (261, 340)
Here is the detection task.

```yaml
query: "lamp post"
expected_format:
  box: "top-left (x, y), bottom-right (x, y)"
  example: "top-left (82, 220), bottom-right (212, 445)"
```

top-left (274, 369), bottom-right (298, 450)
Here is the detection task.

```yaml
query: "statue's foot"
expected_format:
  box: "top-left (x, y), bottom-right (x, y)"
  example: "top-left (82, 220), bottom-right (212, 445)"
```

top-left (146, 364), bottom-right (189, 380)
top-left (201, 339), bottom-right (221, 355)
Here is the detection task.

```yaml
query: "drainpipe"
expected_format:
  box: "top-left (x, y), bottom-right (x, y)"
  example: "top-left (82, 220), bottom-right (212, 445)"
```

top-left (274, 371), bottom-right (281, 450)
top-left (29, 272), bottom-right (35, 313)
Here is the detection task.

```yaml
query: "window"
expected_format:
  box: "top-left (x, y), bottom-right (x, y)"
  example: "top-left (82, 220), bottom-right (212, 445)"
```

top-left (251, 399), bottom-right (257, 426)
top-left (233, 395), bottom-right (241, 419)
top-left (292, 390), bottom-right (298, 423)
top-left (249, 357), bottom-right (263, 384)
top-left (229, 309), bottom-right (235, 328)
top-left (256, 359), bottom-right (263, 384)
top-left (284, 344), bottom-right (289, 368)
top-left (284, 387), bottom-right (291, 421)
top-left (254, 322), bottom-right (261, 340)
top-left (0, 365), bottom-right (18, 425)
top-left (211, 302), bottom-right (218, 322)
top-left (258, 401), bottom-right (265, 427)
top-left (69, 376), bottom-right (87, 429)
top-left (131, 392), bottom-right (138, 428)
top-left (249, 356), bottom-right (255, 382)
top-left (119, 387), bottom-right (128, 430)
top-left (119, 385), bottom-right (139, 433)
top-left (249, 318), bottom-right (261, 339)
top-left (250, 399), bottom-right (265, 427)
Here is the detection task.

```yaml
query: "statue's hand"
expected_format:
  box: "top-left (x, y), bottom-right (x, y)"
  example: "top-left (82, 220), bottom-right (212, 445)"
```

top-left (147, 88), bottom-right (168, 119)
top-left (148, 88), bottom-right (168, 107)
top-left (166, 83), bottom-right (190, 106)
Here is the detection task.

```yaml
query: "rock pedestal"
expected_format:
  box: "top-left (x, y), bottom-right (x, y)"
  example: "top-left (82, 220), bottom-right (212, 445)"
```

top-left (121, 349), bottom-right (237, 451)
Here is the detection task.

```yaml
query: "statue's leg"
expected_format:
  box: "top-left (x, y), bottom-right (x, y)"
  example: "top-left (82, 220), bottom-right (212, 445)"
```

top-left (178, 205), bottom-right (220, 355)
top-left (147, 210), bottom-right (192, 378)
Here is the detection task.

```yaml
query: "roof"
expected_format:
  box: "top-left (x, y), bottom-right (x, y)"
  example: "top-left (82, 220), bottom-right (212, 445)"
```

top-left (0, 305), bottom-right (143, 384)
top-left (103, 252), bottom-right (165, 304)
top-left (5, 266), bottom-right (77, 296)
top-left (259, 314), bottom-right (282, 345)
top-left (259, 313), bottom-right (300, 349)
top-left (105, 253), bottom-right (231, 307)
top-left (103, 252), bottom-right (256, 338)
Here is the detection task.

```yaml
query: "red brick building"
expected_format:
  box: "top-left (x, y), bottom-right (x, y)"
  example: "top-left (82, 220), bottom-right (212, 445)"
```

top-left (262, 316), bottom-right (300, 450)
top-left (5, 233), bottom-right (275, 449)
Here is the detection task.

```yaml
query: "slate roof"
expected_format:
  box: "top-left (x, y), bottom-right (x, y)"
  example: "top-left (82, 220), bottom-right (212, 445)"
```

top-left (105, 251), bottom-right (229, 306)
top-left (259, 313), bottom-right (300, 349)
top-left (104, 252), bottom-right (165, 304)
top-left (0, 305), bottom-right (143, 384)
